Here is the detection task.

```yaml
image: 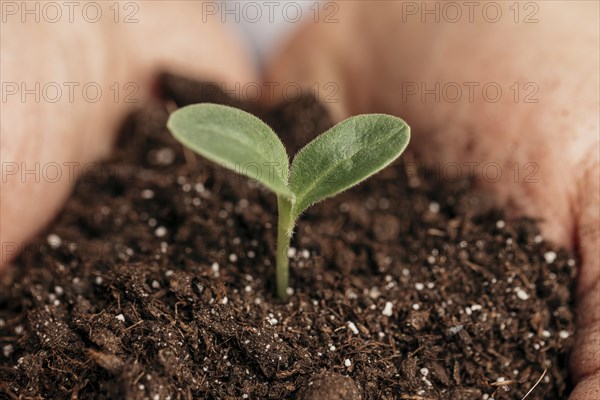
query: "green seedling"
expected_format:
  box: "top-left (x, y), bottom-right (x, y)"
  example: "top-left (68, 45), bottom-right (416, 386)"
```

top-left (167, 103), bottom-right (410, 299)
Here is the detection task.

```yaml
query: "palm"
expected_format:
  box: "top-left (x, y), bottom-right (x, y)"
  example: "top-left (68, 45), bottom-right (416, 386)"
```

top-left (0, 2), bottom-right (255, 262)
top-left (266, 2), bottom-right (599, 398)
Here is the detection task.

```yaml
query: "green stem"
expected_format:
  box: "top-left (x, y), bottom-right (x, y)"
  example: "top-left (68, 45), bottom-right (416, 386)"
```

top-left (276, 196), bottom-right (294, 300)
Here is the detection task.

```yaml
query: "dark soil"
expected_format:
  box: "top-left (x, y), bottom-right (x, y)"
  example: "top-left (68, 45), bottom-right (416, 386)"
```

top-left (0, 74), bottom-right (577, 399)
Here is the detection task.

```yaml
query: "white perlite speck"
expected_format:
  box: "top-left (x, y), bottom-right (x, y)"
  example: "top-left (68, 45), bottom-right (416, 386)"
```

top-left (544, 251), bottom-right (557, 264)
top-left (428, 202), bottom-right (440, 213)
top-left (154, 226), bottom-right (167, 238)
top-left (420, 367), bottom-right (429, 376)
top-left (347, 321), bottom-right (359, 335)
top-left (344, 359), bottom-right (352, 367)
top-left (47, 234), bottom-right (62, 248)
top-left (516, 288), bottom-right (530, 300)
top-left (369, 287), bottom-right (382, 299)
top-left (534, 234), bottom-right (543, 243)
top-left (211, 262), bottom-right (220, 276)
top-left (559, 330), bottom-right (570, 339)
top-left (287, 247), bottom-right (297, 258)
top-left (496, 220), bottom-right (506, 229)
top-left (3, 344), bottom-right (14, 357)
top-left (155, 148), bottom-right (175, 165)
top-left (382, 301), bottom-right (394, 317)
top-left (116, 314), bottom-right (125, 322)
top-left (448, 325), bottom-right (463, 334)
top-left (415, 283), bottom-right (424, 291)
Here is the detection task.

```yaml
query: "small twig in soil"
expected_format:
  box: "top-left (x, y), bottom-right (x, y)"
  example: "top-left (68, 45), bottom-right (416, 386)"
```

top-left (463, 260), bottom-right (485, 274)
top-left (133, 371), bottom-right (145, 385)
top-left (490, 379), bottom-right (516, 386)
top-left (427, 228), bottom-right (446, 237)
top-left (514, 266), bottom-right (533, 289)
top-left (521, 368), bottom-right (547, 400)
top-left (123, 319), bottom-right (144, 332)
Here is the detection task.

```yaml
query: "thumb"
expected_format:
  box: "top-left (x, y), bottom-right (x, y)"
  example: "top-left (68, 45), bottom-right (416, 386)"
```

top-left (568, 154), bottom-right (600, 400)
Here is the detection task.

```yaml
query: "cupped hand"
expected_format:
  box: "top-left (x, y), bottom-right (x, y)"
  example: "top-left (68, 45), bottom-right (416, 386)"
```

top-left (0, 1), bottom-right (257, 264)
top-left (266, 1), bottom-right (599, 398)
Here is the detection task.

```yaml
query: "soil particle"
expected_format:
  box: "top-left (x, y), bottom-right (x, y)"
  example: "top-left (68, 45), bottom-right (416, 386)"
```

top-left (299, 371), bottom-right (362, 400)
top-left (0, 74), bottom-right (577, 399)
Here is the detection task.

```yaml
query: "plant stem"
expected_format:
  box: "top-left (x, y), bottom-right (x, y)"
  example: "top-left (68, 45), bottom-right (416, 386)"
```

top-left (276, 196), bottom-right (294, 299)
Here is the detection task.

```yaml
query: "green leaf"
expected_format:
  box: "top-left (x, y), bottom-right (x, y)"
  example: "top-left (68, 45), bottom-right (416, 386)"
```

top-left (167, 103), bottom-right (293, 199)
top-left (289, 114), bottom-right (410, 218)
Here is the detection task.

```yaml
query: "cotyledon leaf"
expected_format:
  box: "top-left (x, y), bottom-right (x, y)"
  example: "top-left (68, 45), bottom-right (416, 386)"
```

top-left (289, 114), bottom-right (410, 219)
top-left (167, 103), bottom-right (294, 199)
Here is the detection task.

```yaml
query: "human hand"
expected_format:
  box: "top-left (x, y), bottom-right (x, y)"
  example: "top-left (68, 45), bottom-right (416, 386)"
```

top-left (0, 1), bottom-right (256, 264)
top-left (266, 1), bottom-right (599, 398)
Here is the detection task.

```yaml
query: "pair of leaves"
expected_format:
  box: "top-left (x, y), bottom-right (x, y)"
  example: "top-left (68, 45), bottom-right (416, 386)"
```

top-left (167, 103), bottom-right (410, 220)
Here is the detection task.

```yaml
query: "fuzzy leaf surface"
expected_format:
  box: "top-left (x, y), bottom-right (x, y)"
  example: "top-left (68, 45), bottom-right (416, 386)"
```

top-left (289, 114), bottom-right (410, 218)
top-left (167, 103), bottom-right (292, 199)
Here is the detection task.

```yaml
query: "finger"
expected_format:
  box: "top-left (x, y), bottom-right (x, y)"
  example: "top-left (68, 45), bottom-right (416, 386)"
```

top-left (569, 372), bottom-right (600, 400)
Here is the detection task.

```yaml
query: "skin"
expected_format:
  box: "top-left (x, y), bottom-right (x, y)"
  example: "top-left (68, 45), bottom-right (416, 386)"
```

top-left (1, 1), bottom-right (257, 262)
top-left (266, 1), bottom-right (599, 399)
top-left (1, 1), bottom-right (597, 398)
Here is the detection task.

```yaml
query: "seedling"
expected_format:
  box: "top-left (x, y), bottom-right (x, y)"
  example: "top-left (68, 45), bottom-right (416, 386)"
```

top-left (167, 104), bottom-right (410, 299)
